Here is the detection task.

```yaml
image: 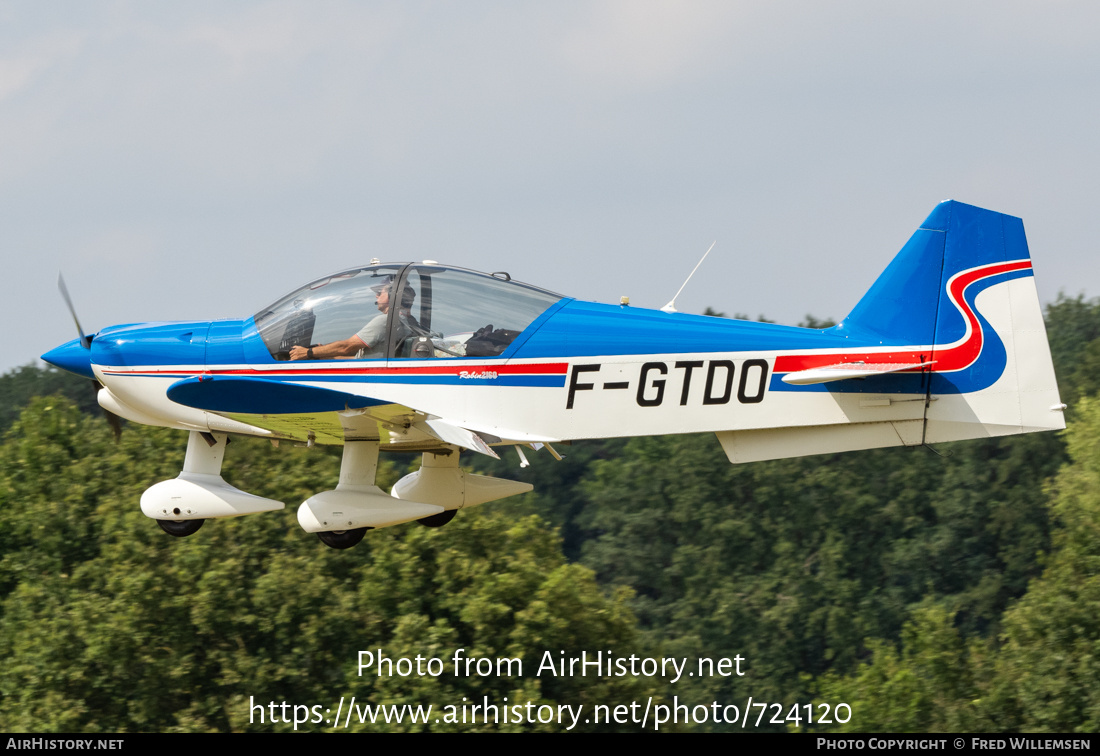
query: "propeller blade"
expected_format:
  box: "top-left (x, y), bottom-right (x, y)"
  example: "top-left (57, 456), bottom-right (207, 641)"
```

top-left (58, 272), bottom-right (91, 349)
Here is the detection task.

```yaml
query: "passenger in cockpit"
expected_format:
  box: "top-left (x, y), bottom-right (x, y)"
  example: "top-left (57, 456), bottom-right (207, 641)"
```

top-left (289, 277), bottom-right (414, 360)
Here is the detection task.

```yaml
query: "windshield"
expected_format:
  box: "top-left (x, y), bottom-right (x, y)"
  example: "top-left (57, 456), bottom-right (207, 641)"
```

top-left (254, 265), bottom-right (404, 360)
top-left (254, 264), bottom-right (562, 361)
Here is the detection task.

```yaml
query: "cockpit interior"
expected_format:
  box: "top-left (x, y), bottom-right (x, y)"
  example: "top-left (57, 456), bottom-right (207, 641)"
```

top-left (254, 263), bottom-right (564, 361)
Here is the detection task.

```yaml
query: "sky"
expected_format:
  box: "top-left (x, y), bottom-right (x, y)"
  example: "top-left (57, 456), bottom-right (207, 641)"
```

top-left (6, 1), bottom-right (1100, 375)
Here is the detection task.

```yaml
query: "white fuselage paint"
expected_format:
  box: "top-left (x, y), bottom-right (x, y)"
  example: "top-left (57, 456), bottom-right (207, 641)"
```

top-left (94, 276), bottom-right (1064, 458)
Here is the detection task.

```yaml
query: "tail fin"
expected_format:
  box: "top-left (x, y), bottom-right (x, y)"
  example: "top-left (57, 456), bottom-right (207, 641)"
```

top-left (928, 201), bottom-right (1063, 440)
top-left (718, 201), bottom-right (1064, 465)
top-left (842, 199), bottom-right (1065, 440)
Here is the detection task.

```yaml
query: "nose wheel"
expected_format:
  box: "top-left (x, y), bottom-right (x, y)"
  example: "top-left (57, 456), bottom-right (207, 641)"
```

top-left (317, 528), bottom-right (369, 549)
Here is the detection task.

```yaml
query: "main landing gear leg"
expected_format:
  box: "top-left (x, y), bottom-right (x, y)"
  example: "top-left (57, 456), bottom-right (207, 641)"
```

top-left (298, 440), bottom-right (444, 549)
top-left (141, 430), bottom-right (285, 536)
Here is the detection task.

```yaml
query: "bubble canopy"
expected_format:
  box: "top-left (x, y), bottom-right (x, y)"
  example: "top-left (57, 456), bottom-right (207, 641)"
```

top-left (254, 264), bottom-right (564, 361)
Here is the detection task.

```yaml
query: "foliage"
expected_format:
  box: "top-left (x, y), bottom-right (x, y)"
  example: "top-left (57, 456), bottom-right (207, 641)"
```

top-left (0, 400), bottom-right (652, 732)
top-left (0, 363), bottom-right (98, 435)
top-left (814, 604), bottom-right (986, 732)
top-left (4, 291), bottom-right (1100, 732)
top-left (1043, 293), bottom-right (1100, 408)
top-left (815, 398), bottom-right (1100, 733)
top-left (986, 396), bottom-right (1100, 732)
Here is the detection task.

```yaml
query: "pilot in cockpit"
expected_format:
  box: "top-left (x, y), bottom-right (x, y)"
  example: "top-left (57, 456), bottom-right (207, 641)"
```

top-left (289, 276), bottom-right (415, 360)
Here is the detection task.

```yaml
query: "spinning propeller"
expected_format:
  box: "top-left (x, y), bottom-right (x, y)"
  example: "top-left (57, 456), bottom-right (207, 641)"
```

top-left (57, 273), bottom-right (91, 349)
top-left (55, 273), bottom-right (123, 440)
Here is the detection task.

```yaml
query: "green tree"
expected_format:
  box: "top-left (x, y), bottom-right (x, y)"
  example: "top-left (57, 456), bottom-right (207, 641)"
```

top-left (1043, 294), bottom-right (1100, 407)
top-left (814, 604), bottom-right (988, 732)
top-left (0, 363), bottom-right (99, 434)
top-left (0, 399), bottom-right (655, 732)
top-left (985, 396), bottom-right (1100, 732)
top-left (813, 397), bottom-right (1100, 733)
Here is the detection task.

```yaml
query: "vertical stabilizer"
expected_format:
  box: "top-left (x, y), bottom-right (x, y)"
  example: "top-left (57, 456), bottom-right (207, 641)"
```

top-left (839, 200), bottom-right (1064, 440)
top-left (920, 201), bottom-right (1065, 440)
top-left (718, 201), bottom-right (1065, 465)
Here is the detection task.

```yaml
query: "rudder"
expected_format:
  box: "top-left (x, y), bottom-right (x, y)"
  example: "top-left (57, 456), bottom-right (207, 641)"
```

top-left (920, 201), bottom-right (1064, 440)
top-left (719, 200), bottom-right (1065, 465)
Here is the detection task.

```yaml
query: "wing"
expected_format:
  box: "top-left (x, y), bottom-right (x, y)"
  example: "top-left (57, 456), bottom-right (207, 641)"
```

top-left (166, 374), bottom-right (503, 457)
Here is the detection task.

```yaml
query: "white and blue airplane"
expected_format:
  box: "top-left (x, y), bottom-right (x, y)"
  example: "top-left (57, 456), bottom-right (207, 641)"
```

top-left (43, 201), bottom-right (1066, 548)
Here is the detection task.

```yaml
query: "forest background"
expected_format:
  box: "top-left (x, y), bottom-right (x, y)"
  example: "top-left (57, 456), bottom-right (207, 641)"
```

top-left (2, 295), bottom-right (1100, 733)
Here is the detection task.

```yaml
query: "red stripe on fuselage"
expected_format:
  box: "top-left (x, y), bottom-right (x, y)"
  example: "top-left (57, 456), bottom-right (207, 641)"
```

top-left (102, 362), bottom-right (570, 378)
top-left (773, 260), bottom-right (1031, 374)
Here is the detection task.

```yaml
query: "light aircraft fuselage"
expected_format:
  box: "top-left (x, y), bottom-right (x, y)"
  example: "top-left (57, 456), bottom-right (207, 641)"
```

top-left (42, 201), bottom-right (1066, 547)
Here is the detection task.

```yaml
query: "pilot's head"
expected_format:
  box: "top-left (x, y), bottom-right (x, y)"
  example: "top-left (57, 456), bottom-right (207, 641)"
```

top-left (370, 277), bottom-right (415, 312)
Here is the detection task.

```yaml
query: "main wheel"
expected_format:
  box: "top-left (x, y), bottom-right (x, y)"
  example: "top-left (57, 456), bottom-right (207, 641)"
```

top-left (417, 510), bottom-right (457, 528)
top-left (157, 519), bottom-right (205, 537)
top-left (317, 527), bottom-right (369, 549)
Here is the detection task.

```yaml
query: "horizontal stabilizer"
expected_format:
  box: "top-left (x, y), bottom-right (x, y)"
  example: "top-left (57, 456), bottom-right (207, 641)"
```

top-left (717, 421), bottom-right (925, 464)
top-left (781, 361), bottom-right (935, 385)
top-left (168, 375), bottom-right (386, 414)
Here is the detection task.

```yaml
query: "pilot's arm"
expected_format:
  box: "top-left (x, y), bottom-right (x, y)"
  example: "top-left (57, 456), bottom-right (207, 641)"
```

top-left (290, 312), bottom-right (387, 360)
top-left (289, 338), bottom-right (366, 360)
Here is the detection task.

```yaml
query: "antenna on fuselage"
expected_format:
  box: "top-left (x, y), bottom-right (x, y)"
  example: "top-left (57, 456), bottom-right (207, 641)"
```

top-left (661, 240), bottom-right (716, 314)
